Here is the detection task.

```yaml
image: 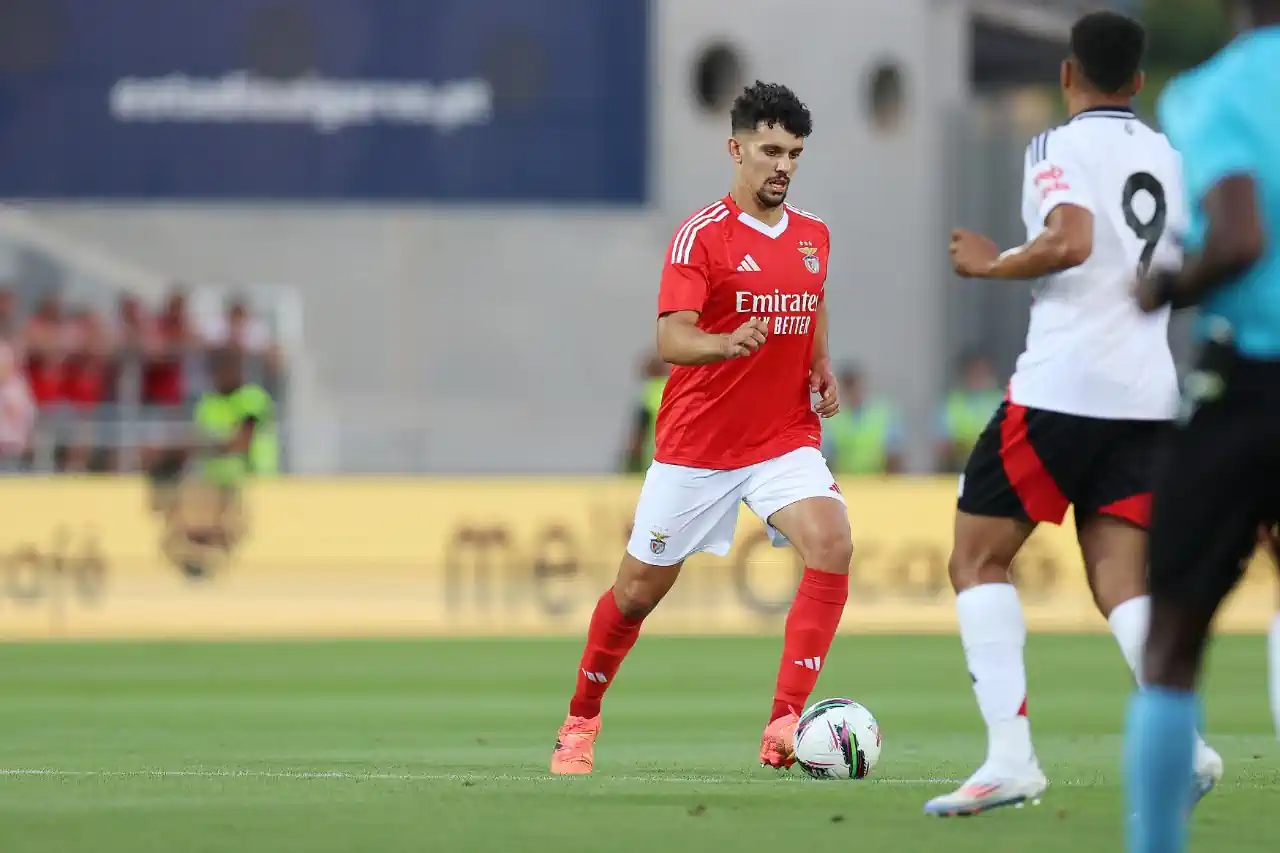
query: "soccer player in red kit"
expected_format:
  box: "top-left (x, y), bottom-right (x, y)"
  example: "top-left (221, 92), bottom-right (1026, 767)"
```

top-left (551, 81), bottom-right (852, 775)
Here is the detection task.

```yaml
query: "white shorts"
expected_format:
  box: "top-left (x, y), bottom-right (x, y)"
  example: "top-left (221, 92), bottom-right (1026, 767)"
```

top-left (626, 446), bottom-right (846, 566)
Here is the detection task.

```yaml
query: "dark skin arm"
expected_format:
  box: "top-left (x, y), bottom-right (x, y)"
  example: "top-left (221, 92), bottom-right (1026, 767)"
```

top-left (1135, 176), bottom-right (1266, 312)
top-left (951, 205), bottom-right (1094, 279)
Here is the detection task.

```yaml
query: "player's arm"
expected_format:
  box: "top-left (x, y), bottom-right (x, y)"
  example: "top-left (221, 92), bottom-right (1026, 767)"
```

top-left (656, 227), bottom-right (765, 365)
top-left (811, 299), bottom-right (830, 370)
top-left (1138, 91), bottom-right (1265, 312)
top-left (1139, 177), bottom-right (1265, 311)
top-left (809, 298), bottom-right (839, 417)
top-left (657, 311), bottom-right (767, 365)
top-left (955, 205), bottom-right (1094, 280)
top-left (952, 138), bottom-right (1094, 279)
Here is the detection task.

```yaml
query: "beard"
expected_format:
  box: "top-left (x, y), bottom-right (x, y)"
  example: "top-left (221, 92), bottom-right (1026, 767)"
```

top-left (755, 182), bottom-right (788, 209)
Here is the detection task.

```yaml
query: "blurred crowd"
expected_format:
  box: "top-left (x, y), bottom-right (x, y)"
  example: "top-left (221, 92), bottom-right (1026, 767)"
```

top-left (623, 350), bottom-right (1005, 476)
top-left (0, 284), bottom-right (283, 473)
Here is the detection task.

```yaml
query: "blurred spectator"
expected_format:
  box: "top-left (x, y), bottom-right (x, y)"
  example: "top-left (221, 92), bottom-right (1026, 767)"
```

top-left (935, 351), bottom-right (1004, 473)
top-left (821, 365), bottom-right (906, 475)
top-left (621, 350), bottom-right (669, 473)
top-left (112, 292), bottom-right (153, 404)
top-left (0, 284), bottom-right (282, 473)
top-left (0, 342), bottom-right (34, 472)
top-left (144, 286), bottom-right (194, 407)
top-left (24, 294), bottom-right (68, 409)
top-left (137, 287), bottom-right (196, 469)
top-left (200, 295), bottom-right (283, 390)
top-left (58, 307), bottom-right (111, 472)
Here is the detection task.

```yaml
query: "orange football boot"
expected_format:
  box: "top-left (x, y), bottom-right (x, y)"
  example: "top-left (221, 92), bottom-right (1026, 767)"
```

top-left (550, 714), bottom-right (601, 775)
top-left (759, 711), bottom-right (800, 769)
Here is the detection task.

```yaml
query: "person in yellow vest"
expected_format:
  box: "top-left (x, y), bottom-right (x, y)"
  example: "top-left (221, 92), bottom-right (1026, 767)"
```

top-left (151, 347), bottom-right (279, 578)
top-left (820, 365), bottom-right (905, 475)
top-left (935, 351), bottom-right (1004, 473)
top-left (622, 351), bottom-right (670, 473)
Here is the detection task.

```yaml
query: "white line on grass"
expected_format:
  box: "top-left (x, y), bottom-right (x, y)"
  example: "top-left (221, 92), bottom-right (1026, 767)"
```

top-left (0, 768), bottom-right (962, 786)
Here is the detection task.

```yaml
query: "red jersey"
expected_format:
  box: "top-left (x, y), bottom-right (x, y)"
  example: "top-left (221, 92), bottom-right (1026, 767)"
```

top-left (655, 194), bottom-right (830, 469)
top-left (62, 359), bottom-right (105, 409)
top-left (26, 356), bottom-right (62, 406)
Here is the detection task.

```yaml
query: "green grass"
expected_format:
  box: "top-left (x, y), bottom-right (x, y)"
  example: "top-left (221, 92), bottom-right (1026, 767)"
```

top-left (0, 635), bottom-right (1276, 852)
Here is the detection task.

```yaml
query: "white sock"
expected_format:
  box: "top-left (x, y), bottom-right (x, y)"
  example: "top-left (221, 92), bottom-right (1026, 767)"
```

top-left (956, 583), bottom-right (1034, 771)
top-left (1270, 614), bottom-right (1280, 740)
top-left (1108, 595), bottom-right (1212, 761)
top-left (1107, 595), bottom-right (1150, 682)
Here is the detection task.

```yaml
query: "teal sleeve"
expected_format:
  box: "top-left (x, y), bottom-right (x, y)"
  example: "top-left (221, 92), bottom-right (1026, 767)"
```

top-left (1160, 76), bottom-right (1259, 202)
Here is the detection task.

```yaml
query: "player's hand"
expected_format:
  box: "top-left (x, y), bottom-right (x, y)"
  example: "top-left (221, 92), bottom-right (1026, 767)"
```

top-left (950, 229), bottom-right (1000, 278)
top-left (810, 362), bottom-right (839, 418)
top-left (1133, 269), bottom-right (1177, 314)
top-left (721, 317), bottom-right (768, 359)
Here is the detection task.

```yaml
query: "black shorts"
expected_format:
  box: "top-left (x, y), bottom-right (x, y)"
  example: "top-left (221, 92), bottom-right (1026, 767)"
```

top-left (1148, 355), bottom-right (1280, 611)
top-left (958, 400), bottom-right (1167, 527)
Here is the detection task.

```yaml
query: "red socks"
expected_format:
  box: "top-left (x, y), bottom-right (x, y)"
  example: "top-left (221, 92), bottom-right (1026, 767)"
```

top-left (568, 588), bottom-right (644, 719)
top-left (770, 568), bottom-right (849, 722)
top-left (567, 572), bottom-right (848, 724)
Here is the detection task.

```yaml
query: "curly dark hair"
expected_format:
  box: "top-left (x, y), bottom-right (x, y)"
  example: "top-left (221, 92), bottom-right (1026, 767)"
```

top-left (729, 81), bottom-right (812, 138)
top-left (1070, 11), bottom-right (1146, 94)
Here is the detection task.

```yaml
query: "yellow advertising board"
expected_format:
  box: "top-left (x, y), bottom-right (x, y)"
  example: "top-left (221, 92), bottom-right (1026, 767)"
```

top-left (0, 477), bottom-right (1273, 639)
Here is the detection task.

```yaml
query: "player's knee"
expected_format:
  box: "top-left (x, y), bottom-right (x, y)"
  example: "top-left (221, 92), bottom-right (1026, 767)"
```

top-left (947, 542), bottom-right (1012, 593)
top-left (612, 560), bottom-right (678, 620)
top-left (1088, 577), bottom-right (1146, 620)
top-left (612, 580), bottom-right (662, 621)
top-left (803, 529), bottom-right (853, 574)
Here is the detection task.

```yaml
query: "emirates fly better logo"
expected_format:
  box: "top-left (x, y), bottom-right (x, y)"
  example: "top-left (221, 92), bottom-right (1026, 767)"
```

top-left (735, 290), bottom-right (819, 336)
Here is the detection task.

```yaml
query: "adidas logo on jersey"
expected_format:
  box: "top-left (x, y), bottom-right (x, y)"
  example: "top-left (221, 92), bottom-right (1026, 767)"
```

top-left (793, 656), bottom-right (822, 672)
top-left (737, 255), bottom-right (762, 272)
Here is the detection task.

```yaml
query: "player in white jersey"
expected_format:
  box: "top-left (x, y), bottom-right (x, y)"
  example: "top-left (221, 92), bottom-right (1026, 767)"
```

top-left (923, 11), bottom-right (1223, 817)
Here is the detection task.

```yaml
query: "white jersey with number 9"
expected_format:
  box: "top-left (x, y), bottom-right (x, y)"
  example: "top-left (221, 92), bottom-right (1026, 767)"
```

top-left (1010, 107), bottom-right (1187, 422)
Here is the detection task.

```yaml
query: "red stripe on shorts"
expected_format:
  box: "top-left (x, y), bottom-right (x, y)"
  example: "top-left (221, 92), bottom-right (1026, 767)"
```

top-left (998, 402), bottom-right (1069, 524)
top-left (1096, 493), bottom-right (1152, 529)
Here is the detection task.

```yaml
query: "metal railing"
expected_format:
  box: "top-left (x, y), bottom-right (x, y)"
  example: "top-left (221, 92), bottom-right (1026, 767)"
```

top-left (23, 350), bottom-right (288, 474)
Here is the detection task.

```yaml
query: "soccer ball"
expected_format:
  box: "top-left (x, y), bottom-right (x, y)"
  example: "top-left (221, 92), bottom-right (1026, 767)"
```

top-left (793, 698), bottom-right (882, 780)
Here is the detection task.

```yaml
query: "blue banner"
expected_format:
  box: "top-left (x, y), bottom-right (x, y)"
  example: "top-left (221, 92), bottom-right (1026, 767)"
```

top-left (0, 0), bottom-right (648, 201)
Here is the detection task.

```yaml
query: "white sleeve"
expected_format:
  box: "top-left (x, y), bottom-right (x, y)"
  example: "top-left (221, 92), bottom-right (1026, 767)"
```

top-left (1024, 130), bottom-right (1096, 224)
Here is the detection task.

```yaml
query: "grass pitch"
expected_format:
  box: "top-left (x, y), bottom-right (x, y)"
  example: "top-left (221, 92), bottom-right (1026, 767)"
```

top-left (0, 635), bottom-right (1276, 852)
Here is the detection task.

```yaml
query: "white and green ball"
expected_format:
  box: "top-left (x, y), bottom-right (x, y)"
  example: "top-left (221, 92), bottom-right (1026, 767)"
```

top-left (793, 698), bottom-right (882, 780)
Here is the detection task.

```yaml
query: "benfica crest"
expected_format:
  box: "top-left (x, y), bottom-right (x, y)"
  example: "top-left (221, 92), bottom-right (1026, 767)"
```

top-left (798, 242), bottom-right (821, 274)
top-left (649, 530), bottom-right (669, 555)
